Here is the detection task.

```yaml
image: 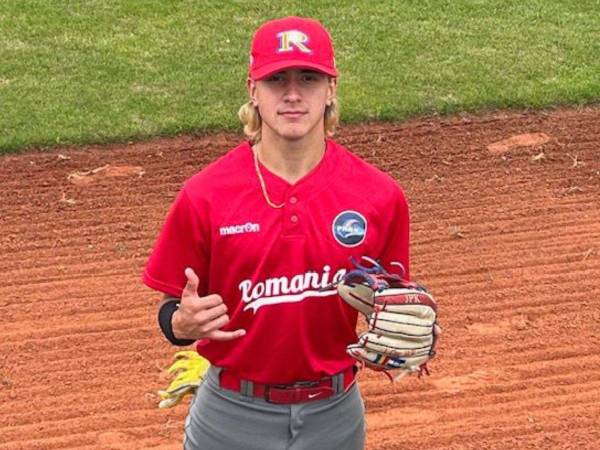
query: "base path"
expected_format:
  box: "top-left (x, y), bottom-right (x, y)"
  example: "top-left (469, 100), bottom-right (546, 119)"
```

top-left (0, 107), bottom-right (598, 450)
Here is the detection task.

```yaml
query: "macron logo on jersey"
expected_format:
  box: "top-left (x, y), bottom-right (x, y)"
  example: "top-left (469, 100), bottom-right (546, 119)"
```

top-left (239, 265), bottom-right (346, 313)
top-left (219, 222), bottom-right (260, 236)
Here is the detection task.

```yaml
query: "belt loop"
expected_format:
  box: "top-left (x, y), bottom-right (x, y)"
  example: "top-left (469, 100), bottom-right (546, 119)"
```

top-left (332, 372), bottom-right (342, 394)
top-left (240, 379), bottom-right (254, 398)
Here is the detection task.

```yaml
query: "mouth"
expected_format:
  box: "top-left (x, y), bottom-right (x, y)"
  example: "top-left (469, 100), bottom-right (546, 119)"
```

top-left (279, 111), bottom-right (307, 118)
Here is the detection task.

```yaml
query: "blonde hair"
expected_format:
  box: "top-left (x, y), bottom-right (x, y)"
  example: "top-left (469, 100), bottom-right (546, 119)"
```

top-left (238, 97), bottom-right (340, 144)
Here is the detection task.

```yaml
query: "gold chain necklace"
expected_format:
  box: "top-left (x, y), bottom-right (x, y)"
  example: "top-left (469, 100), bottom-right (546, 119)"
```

top-left (252, 146), bottom-right (285, 209)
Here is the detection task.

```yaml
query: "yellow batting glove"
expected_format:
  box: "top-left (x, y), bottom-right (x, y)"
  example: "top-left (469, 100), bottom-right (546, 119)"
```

top-left (157, 351), bottom-right (211, 409)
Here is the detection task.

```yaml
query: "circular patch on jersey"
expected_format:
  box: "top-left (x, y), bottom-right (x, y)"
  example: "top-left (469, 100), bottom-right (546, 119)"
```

top-left (332, 210), bottom-right (367, 247)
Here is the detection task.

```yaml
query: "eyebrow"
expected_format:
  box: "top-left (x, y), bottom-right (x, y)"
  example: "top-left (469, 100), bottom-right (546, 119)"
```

top-left (269, 69), bottom-right (320, 76)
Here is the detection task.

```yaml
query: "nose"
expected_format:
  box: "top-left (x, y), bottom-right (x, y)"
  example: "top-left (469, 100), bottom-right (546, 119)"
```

top-left (283, 78), bottom-right (302, 102)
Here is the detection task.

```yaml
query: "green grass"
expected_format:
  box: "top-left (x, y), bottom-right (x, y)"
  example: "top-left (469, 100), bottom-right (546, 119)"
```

top-left (0, 0), bottom-right (598, 153)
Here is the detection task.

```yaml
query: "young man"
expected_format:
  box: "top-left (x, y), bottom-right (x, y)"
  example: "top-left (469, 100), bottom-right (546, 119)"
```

top-left (143, 16), bottom-right (410, 449)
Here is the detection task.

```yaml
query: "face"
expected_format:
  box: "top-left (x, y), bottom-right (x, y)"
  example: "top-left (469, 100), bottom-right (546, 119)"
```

top-left (248, 69), bottom-right (336, 142)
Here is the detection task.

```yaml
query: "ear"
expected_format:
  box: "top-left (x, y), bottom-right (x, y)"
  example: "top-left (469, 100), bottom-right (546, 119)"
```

top-left (246, 77), bottom-right (258, 106)
top-left (326, 77), bottom-right (337, 106)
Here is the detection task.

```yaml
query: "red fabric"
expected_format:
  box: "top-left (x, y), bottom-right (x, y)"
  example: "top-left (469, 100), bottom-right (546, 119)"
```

top-left (143, 139), bottom-right (410, 384)
top-left (249, 16), bottom-right (337, 80)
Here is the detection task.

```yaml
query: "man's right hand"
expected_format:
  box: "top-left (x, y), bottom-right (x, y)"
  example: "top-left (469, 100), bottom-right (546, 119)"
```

top-left (171, 267), bottom-right (246, 341)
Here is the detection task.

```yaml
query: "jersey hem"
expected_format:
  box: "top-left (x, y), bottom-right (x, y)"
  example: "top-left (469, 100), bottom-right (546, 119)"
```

top-left (202, 360), bottom-right (358, 385)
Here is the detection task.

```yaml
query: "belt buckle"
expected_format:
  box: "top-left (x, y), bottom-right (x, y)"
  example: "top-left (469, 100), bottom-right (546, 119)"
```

top-left (288, 379), bottom-right (321, 388)
top-left (269, 378), bottom-right (321, 392)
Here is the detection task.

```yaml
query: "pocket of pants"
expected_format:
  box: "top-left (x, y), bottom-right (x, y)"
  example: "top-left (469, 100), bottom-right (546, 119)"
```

top-left (358, 392), bottom-right (367, 434)
top-left (184, 394), bottom-right (197, 431)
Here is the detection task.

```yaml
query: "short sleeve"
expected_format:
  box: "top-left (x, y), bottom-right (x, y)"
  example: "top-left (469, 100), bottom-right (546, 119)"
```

top-left (378, 185), bottom-right (410, 280)
top-left (142, 186), bottom-right (210, 298)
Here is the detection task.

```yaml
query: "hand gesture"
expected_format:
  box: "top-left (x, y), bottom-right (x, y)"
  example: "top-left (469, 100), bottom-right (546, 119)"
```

top-left (172, 268), bottom-right (246, 341)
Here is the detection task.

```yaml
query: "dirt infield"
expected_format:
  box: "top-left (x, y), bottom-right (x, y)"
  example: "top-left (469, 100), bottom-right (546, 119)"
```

top-left (1, 107), bottom-right (599, 450)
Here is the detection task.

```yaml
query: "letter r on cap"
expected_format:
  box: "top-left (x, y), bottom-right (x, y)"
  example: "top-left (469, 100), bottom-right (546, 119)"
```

top-left (277, 30), bottom-right (311, 53)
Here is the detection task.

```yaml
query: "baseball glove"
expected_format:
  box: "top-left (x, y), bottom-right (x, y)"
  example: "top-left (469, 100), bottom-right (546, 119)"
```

top-left (157, 351), bottom-right (210, 408)
top-left (337, 257), bottom-right (439, 381)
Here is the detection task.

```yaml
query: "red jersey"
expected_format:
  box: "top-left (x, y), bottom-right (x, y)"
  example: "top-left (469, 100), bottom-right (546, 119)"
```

top-left (143, 139), bottom-right (410, 384)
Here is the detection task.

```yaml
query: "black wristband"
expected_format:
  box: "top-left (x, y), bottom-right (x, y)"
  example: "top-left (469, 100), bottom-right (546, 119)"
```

top-left (158, 299), bottom-right (196, 346)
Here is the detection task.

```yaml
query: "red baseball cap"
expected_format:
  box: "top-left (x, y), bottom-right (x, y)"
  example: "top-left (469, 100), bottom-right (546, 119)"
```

top-left (249, 16), bottom-right (337, 80)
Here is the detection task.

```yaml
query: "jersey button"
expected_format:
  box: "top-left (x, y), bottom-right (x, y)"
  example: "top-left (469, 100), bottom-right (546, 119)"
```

top-left (290, 214), bottom-right (299, 223)
top-left (289, 196), bottom-right (298, 204)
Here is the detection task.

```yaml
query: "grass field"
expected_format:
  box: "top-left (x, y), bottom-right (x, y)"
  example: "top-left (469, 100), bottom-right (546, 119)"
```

top-left (0, 0), bottom-right (598, 153)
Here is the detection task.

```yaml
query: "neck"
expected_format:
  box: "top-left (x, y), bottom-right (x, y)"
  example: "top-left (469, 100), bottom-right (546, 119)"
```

top-left (254, 128), bottom-right (327, 184)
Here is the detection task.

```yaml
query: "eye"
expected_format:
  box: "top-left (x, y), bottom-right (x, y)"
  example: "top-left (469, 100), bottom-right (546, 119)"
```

top-left (265, 73), bottom-right (285, 83)
top-left (301, 72), bottom-right (319, 82)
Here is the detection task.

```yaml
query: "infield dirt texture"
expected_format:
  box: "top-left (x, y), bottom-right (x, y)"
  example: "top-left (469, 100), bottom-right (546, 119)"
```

top-left (1, 107), bottom-right (599, 449)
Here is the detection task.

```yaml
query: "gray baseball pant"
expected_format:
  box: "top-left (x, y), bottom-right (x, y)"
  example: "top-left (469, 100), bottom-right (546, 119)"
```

top-left (183, 366), bottom-right (366, 450)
